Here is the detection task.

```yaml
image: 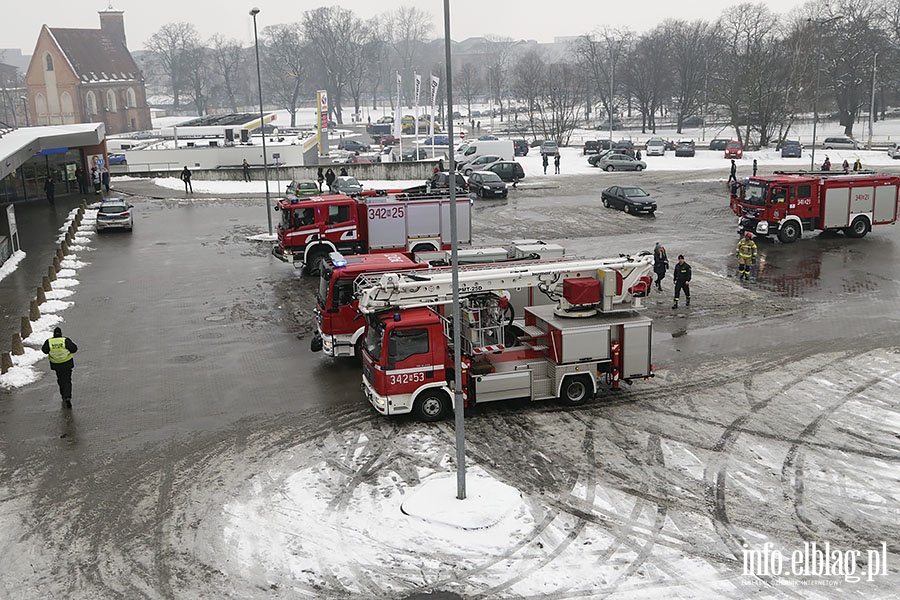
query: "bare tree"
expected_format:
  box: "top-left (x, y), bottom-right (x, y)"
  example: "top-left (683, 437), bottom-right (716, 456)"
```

top-left (511, 50), bottom-right (546, 139)
top-left (261, 23), bottom-right (307, 127)
top-left (572, 30), bottom-right (630, 131)
top-left (621, 27), bottom-right (672, 133)
top-left (183, 45), bottom-right (213, 115)
top-left (456, 62), bottom-right (481, 117)
top-left (145, 22), bottom-right (200, 109)
top-left (210, 35), bottom-right (245, 112)
top-left (663, 19), bottom-right (718, 133)
top-left (537, 62), bottom-right (584, 145)
top-left (302, 6), bottom-right (370, 124)
top-left (345, 20), bottom-right (379, 122)
top-left (385, 6), bottom-right (433, 106)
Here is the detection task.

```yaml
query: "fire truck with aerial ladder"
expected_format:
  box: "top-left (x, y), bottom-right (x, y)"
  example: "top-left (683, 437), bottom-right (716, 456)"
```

top-left (730, 170), bottom-right (900, 242)
top-left (354, 252), bottom-right (656, 421)
top-left (272, 188), bottom-right (471, 275)
top-left (311, 241), bottom-right (568, 358)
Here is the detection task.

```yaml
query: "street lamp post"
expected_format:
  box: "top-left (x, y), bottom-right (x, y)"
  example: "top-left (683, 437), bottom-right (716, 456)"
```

top-left (20, 96), bottom-right (29, 127)
top-left (809, 16), bottom-right (842, 171)
top-left (868, 52), bottom-right (878, 150)
top-left (250, 7), bottom-right (273, 236)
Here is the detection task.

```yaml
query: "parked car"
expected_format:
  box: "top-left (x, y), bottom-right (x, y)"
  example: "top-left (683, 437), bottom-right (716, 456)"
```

top-left (375, 134), bottom-right (399, 146)
top-left (513, 139), bottom-right (529, 156)
top-left (462, 154), bottom-right (504, 176)
top-left (682, 115), bottom-right (703, 127)
top-left (583, 140), bottom-right (603, 155)
top-left (675, 143), bottom-right (696, 157)
top-left (587, 149), bottom-right (614, 166)
top-left (596, 117), bottom-right (623, 130)
top-left (823, 136), bottom-right (860, 150)
top-left (477, 135), bottom-right (498, 141)
top-left (423, 135), bottom-right (450, 145)
top-left (375, 116), bottom-right (393, 124)
top-left (287, 179), bottom-right (321, 197)
top-left (888, 142), bottom-right (900, 159)
top-left (530, 139), bottom-right (545, 148)
top-left (337, 139), bottom-right (370, 153)
top-left (781, 140), bottom-right (803, 158)
top-left (401, 148), bottom-right (428, 161)
top-left (539, 140), bottom-right (559, 156)
top-left (332, 176), bottom-right (363, 195)
top-left (594, 153), bottom-right (646, 172)
top-left (95, 198), bottom-right (134, 232)
top-left (484, 160), bottom-right (525, 183)
top-left (613, 139), bottom-right (635, 153)
top-left (428, 171), bottom-right (468, 193)
top-left (724, 140), bottom-right (744, 159)
top-left (107, 153), bottom-right (127, 165)
top-left (645, 138), bottom-right (666, 156)
top-left (601, 185), bottom-right (656, 215)
top-left (708, 138), bottom-right (730, 151)
top-left (468, 171), bottom-right (509, 198)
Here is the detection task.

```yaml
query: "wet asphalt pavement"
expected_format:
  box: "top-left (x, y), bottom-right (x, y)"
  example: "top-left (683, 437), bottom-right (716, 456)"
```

top-left (0, 168), bottom-right (898, 598)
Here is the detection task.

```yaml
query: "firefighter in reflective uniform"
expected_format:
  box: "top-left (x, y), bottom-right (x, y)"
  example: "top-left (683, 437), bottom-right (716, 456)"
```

top-left (41, 326), bottom-right (78, 409)
top-left (736, 232), bottom-right (757, 280)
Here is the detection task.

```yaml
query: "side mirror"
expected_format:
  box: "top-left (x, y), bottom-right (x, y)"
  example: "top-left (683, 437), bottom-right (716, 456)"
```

top-left (274, 205), bottom-right (280, 211)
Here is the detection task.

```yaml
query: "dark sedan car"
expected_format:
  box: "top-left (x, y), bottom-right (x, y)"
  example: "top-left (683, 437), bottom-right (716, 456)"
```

top-left (674, 143), bottom-right (696, 157)
top-left (601, 186), bottom-right (657, 215)
top-left (468, 171), bottom-right (508, 198)
top-left (338, 139), bottom-right (370, 153)
top-left (708, 138), bottom-right (729, 151)
top-left (484, 160), bottom-right (525, 183)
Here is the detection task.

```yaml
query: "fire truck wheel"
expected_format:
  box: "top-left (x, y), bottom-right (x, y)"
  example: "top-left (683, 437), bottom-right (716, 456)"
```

top-left (413, 390), bottom-right (449, 422)
top-left (305, 250), bottom-right (328, 276)
top-left (777, 221), bottom-right (800, 243)
top-left (845, 217), bottom-right (869, 238)
top-left (559, 375), bottom-right (593, 406)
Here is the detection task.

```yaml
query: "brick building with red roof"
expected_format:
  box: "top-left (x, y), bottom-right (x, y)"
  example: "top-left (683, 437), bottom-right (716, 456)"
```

top-left (23, 7), bottom-right (151, 134)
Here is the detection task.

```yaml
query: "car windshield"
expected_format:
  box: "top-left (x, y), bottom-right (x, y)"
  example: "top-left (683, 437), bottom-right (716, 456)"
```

top-left (99, 204), bottom-right (128, 214)
top-left (727, 142), bottom-right (741, 148)
top-left (481, 173), bottom-right (502, 182)
top-left (744, 182), bottom-right (767, 206)
top-left (339, 178), bottom-right (360, 186)
top-left (622, 187), bottom-right (649, 198)
top-left (784, 141), bottom-right (800, 146)
top-left (364, 316), bottom-right (386, 362)
top-left (300, 182), bottom-right (317, 190)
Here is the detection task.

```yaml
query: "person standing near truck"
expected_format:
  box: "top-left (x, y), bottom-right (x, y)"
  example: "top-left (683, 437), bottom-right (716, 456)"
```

top-left (736, 232), bottom-right (757, 280)
top-left (652, 242), bottom-right (668, 292)
top-left (672, 255), bottom-right (692, 309)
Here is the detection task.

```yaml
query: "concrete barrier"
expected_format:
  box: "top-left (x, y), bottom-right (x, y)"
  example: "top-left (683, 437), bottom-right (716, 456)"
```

top-left (52, 256), bottom-right (60, 272)
top-left (20, 316), bottom-right (32, 338)
top-left (47, 266), bottom-right (56, 283)
top-left (29, 300), bottom-right (41, 321)
top-left (11, 333), bottom-right (24, 356)
top-left (42, 275), bottom-right (52, 292)
top-left (1, 352), bottom-right (11, 374)
top-left (36, 286), bottom-right (46, 305)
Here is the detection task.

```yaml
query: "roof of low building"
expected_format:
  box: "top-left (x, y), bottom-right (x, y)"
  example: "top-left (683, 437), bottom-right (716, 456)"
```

top-left (47, 26), bottom-right (142, 83)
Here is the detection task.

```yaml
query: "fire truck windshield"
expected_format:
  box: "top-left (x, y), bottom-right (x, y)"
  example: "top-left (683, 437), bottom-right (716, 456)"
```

top-left (279, 207), bottom-right (292, 230)
top-left (744, 183), bottom-right (768, 206)
top-left (316, 270), bottom-right (332, 306)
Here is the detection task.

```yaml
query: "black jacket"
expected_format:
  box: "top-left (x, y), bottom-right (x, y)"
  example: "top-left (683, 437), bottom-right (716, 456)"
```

top-left (653, 247), bottom-right (668, 273)
top-left (673, 261), bottom-right (692, 283)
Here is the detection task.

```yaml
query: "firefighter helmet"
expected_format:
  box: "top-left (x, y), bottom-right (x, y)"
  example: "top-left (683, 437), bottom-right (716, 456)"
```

top-left (745, 232), bottom-right (753, 238)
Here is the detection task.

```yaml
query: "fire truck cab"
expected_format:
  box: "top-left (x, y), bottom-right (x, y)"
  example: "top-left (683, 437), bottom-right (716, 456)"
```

top-left (730, 172), bottom-right (900, 243)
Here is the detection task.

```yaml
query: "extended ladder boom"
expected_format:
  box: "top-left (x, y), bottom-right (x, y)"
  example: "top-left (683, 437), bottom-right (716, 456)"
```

top-left (356, 252), bottom-right (654, 313)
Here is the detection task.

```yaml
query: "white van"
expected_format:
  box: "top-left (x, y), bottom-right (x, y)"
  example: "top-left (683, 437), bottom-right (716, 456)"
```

top-left (454, 139), bottom-right (515, 170)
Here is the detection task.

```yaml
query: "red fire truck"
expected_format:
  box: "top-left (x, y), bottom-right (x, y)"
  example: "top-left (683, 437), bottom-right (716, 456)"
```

top-left (272, 190), bottom-right (472, 274)
top-left (311, 242), bottom-right (567, 358)
top-left (730, 171), bottom-right (900, 242)
top-left (354, 254), bottom-right (655, 421)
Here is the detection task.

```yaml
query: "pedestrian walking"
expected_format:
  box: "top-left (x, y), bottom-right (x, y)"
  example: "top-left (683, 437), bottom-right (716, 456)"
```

top-left (554, 152), bottom-right (561, 174)
top-left (636, 149), bottom-right (642, 161)
top-left (316, 168), bottom-right (325, 192)
top-left (736, 232), bottom-right (757, 281)
top-left (821, 156), bottom-right (831, 171)
top-left (325, 167), bottom-right (336, 192)
top-left (242, 159), bottom-right (251, 182)
top-left (671, 255), bottom-right (692, 309)
top-left (542, 153), bottom-right (549, 175)
top-left (181, 166), bottom-right (193, 193)
top-left (752, 159), bottom-right (758, 176)
top-left (728, 159), bottom-right (737, 184)
top-left (437, 158), bottom-right (445, 172)
top-left (44, 177), bottom-right (56, 204)
top-left (339, 166), bottom-right (348, 177)
top-left (842, 159), bottom-right (849, 173)
top-left (91, 167), bottom-right (102, 194)
top-left (102, 167), bottom-right (111, 193)
top-left (653, 242), bottom-right (668, 292)
top-left (853, 158), bottom-right (862, 172)
top-left (41, 326), bottom-right (78, 409)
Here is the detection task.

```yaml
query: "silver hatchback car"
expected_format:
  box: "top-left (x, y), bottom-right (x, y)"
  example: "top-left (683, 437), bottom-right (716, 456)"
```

top-left (595, 153), bottom-right (647, 172)
top-left (96, 198), bottom-right (134, 232)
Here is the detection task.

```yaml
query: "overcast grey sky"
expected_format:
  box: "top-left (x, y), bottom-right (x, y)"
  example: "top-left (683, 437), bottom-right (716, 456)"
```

top-left (6, 0), bottom-right (810, 55)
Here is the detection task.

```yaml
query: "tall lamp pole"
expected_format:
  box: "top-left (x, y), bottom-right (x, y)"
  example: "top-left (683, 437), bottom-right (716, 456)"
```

top-left (868, 52), bottom-right (878, 150)
top-left (20, 96), bottom-right (29, 127)
top-left (809, 16), bottom-right (842, 171)
top-left (250, 7), bottom-right (272, 236)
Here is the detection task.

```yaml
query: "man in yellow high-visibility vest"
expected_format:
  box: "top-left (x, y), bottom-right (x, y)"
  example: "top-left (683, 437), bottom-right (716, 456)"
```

top-left (41, 326), bottom-right (78, 409)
